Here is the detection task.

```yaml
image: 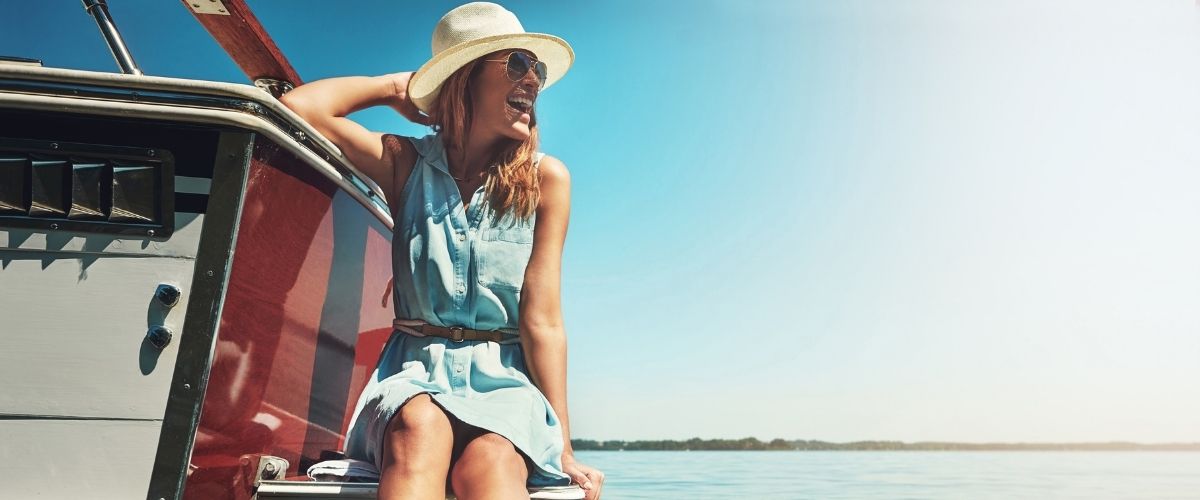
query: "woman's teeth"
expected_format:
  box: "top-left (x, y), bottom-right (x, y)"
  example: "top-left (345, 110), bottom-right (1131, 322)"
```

top-left (507, 96), bottom-right (533, 112)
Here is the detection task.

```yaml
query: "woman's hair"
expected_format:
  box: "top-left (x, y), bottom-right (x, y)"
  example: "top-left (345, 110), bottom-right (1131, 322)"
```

top-left (429, 57), bottom-right (540, 222)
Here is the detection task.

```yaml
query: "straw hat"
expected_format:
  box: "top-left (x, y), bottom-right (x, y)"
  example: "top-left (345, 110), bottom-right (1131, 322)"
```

top-left (408, 2), bottom-right (574, 114)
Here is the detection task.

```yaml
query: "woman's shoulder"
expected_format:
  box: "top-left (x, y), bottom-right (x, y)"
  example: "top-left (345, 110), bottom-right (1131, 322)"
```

top-left (535, 153), bottom-right (569, 184)
top-left (383, 133), bottom-right (444, 181)
top-left (385, 132), bottom-right (438, 158)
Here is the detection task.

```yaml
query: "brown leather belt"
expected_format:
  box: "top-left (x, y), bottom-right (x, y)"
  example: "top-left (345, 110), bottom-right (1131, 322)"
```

top-left (393, 319), bottom-right (507, 343)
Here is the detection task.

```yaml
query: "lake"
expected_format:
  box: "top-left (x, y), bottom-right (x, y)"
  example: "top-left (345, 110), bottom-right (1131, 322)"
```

top-left (572, 451), bottom-right (1200, 499)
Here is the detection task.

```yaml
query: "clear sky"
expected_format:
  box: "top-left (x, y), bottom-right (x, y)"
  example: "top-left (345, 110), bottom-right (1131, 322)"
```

top-left (7, 0), bottom-right (1198, 443)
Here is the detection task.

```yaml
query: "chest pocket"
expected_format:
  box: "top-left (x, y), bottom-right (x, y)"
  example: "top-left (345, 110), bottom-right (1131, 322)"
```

top-left (476, 225), bottom-right (534, 291)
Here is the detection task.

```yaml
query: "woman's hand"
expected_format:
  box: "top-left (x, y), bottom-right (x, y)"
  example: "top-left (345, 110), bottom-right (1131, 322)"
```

top-left (562, 453), bottom-right (605, 500)
top-left (385, 72), bottom-right (434, 126)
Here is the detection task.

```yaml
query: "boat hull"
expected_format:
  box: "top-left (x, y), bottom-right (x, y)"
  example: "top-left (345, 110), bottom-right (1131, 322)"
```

top-left (0, 65), bottom-right (395, 500)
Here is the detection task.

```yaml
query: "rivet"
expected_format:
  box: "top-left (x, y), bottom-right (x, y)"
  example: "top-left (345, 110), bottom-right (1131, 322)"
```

top-left (183, 383), bottom-right (191, 390)
top-left (146, 326), bottom-right (173, 350)
top-left (155, 283), bottom-right (181, 307)
top-left (218, 8), bottom-right (225, 12)
top-left (206, 270), bottom-right (214, 277)
top-left (191, 3), bottom-right (199, 7)
top-left (50, 143), bottom-right (59, 149)
top-left (50, 223), bottom-right (59, 230)
top-left (147, 149), bottom-right (156, 157)
top-left (147, 229), bottom-right (156, 237)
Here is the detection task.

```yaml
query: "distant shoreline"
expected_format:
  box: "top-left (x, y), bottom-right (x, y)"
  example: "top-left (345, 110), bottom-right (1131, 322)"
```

top-left (571, 438), bottom-right (1200, 451)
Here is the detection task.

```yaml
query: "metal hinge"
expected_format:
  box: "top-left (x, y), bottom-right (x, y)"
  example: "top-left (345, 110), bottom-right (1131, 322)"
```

top-left (253, 455), bottom-right (291, 488)
top-left (185, 0), bottom-right (231, 15)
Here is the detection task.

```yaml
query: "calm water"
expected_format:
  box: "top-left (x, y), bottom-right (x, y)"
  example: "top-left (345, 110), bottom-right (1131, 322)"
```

top-left (572, 451), bottom-right (1200, 499)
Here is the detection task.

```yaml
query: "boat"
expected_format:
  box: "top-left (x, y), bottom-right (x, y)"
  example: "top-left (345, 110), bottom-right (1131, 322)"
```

top-left (0, 2), bottom-right (584, 499)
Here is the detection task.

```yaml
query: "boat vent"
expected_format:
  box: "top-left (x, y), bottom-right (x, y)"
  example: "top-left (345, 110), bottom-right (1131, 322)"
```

top-left (0, 137), bottom-right (173, 237)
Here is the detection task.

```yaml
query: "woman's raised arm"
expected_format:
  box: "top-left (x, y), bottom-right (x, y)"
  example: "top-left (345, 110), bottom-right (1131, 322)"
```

top-left (279, 72), bottom-right (431, 208)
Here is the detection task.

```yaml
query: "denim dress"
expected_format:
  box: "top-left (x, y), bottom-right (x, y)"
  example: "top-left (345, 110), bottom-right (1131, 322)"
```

top-left (343, 133), bottom-right (570, 487)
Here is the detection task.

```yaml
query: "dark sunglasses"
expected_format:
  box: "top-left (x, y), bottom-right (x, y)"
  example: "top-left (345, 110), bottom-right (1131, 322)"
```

top-left (484, 51), bottom-right (547, 88)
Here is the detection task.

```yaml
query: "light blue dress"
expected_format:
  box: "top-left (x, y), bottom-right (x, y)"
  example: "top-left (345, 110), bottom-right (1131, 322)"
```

top-left (344, 133), bottom-right (571, 487)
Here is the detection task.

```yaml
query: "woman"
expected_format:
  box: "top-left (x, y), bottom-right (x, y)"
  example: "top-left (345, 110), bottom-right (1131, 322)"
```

top-left (279, 3), bottom-right (604, 499)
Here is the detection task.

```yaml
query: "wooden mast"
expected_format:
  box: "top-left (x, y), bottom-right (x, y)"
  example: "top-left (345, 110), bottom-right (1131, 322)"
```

top-left (180, 0), bottom-right (302, 94)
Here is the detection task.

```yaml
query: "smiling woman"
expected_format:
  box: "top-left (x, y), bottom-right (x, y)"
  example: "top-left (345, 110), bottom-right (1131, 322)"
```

top-left (278, 2), bottom-right (603, 500)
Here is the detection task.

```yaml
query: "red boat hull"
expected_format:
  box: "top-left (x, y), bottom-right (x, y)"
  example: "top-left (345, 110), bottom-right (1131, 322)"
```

top-left (185, 138), bottom-right (393, 500)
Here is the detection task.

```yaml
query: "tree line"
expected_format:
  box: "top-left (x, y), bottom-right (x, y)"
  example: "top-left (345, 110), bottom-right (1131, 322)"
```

top-left (570, 438), bottom-right (1200, 451)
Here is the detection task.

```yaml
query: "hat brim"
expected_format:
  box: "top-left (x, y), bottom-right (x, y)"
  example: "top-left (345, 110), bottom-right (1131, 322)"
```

top-left (408, 33), bottom-right (574, 114)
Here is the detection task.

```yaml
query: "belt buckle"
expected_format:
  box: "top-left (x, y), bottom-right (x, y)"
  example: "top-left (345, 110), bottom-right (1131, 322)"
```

top-left (449, 326), bottom-right (465, 342)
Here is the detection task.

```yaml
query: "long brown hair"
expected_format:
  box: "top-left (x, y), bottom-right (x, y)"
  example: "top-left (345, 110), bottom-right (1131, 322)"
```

top-left (429, 57), bottom-right (540, 222)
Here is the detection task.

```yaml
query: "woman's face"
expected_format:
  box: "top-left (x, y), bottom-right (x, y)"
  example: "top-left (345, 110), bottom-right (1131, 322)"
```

top-left (469, 49), bottom-right (541, 142)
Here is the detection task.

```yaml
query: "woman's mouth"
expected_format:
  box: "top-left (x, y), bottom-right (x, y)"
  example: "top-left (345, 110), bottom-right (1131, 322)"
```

top-left (506, 95), bottom-right (534, 114)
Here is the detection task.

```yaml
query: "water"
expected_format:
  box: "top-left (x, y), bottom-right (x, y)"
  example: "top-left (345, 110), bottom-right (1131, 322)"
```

top-left (572, 451), bottom-right (1200, 499)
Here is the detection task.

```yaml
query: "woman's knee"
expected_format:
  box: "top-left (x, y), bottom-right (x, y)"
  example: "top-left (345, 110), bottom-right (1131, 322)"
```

top-left (388, 393), bottom-right (452, 436)
top-left (451, 432), bottom-right (528, 480)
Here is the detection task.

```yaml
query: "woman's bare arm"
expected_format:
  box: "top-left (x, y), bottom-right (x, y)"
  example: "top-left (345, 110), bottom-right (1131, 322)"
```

top-left (519, 155), bottom-right (605, 498)
top-left (519, 154), bottom-right (572, 446)
top-left (278, 73), bottom-right (429, 209)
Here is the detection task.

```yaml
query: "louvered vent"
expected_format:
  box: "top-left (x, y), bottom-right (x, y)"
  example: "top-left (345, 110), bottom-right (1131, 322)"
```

top-left (0, 138), bottom-right (174, 237)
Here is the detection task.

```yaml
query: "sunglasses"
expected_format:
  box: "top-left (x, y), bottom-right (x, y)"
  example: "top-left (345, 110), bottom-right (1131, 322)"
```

top-left (484, 51), bottom-right (548, 89)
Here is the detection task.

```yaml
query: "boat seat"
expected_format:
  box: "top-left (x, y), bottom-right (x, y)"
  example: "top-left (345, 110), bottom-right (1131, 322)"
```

top-left (253, 479), bottom-right (585, 499)
top-left (250, 457), bottom-right (584, 500)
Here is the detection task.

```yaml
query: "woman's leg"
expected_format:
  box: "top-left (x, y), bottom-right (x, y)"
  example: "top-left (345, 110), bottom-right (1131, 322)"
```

top-left (378, 393), bottom-right (455, 500)
top-left (449, 432), bottom-right (531, 500)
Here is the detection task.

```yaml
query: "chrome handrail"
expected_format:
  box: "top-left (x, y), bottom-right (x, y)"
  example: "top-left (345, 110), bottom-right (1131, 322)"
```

top-left (81, 0), bottom-right (143, 76)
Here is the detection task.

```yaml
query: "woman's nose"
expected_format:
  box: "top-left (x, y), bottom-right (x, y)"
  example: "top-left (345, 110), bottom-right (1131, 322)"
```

top-left (518, 66), bottom-right (541, 89)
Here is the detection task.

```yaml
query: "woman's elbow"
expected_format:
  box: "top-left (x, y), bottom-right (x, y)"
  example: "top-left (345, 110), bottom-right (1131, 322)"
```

top-left (278, 92), bottom-right (311, 116)
top-left (520, 320), bottom-right (566, 343)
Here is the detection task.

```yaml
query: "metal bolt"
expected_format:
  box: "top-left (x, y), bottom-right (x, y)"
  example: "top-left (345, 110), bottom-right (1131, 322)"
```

top-left (183, 383), bottom-right (191, 390)
top-left (147, 149), bottom-right (156, 157)
top-left (155, 283), bottom-right (181, 307)
top-left (147, 229), bottom-right (156, 237)
top-left (264, 462), bottom-right (278, 478)
top-left (206, 270), bottom-right (214, 277)
top-left (146, 325), bottom-right (173, 350)
top-left (49, 223), bottom-right (58, 230)
top-left (218, 8), bottom-right (225, 13)
top-left (191, 3), bottom-right (199, 7)
top-left (50, 143), bottom-right (59, 149)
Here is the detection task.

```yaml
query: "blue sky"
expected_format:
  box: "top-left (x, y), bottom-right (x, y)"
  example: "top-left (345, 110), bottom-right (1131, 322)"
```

top-left (8, 0), bottom-right (1199, 443)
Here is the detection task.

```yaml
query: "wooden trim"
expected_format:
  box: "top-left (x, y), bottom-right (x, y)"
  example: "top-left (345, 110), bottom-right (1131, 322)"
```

top-left (181, 0), bottom-right (303, 86)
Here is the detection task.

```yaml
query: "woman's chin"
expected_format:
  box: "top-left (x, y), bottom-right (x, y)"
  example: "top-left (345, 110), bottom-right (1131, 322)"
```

top-left (504, 123), bottom-right (532, 141)
top-left (504, 106), bottom-right (532, 139)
